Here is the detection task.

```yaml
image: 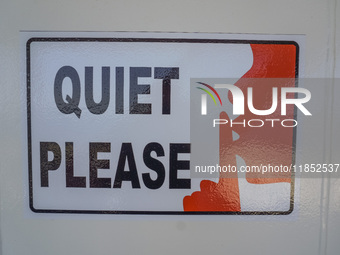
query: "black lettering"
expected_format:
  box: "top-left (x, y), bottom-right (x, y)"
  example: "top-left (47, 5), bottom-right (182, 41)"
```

top-left (142, 143), bottom-right (165, 189)
top-left (113, 143), bottom-right (141, 188)
top-left (54, 66), bottom-right (82, 118)
top-left (40, 142), bottom-right (61, 187)
top-left (85, 67), bottom-right (110, 114)
top-left (169, 143), bottom-right (191, 189)
top-left (129, 67), bottom-right (151, 114)
top-left (66, 142), bottom-right (86, 188)
top-left (89, 143), bottom-right (111, 188)
top-left (154, 67), bottom-right (179, 114)
top-left (116, 67), bottom-right (124, 114)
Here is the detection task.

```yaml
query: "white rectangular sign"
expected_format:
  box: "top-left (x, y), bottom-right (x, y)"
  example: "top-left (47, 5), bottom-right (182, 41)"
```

top-left (24, 32), bottom-right (301, 214)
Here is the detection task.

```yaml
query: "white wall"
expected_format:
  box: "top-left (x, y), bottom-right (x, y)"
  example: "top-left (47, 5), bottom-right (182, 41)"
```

top-left (0, 0), bottom-right (339, 254)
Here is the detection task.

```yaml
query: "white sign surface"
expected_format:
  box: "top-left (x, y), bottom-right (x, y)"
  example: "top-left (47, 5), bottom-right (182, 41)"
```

top-left (24, 32), bottom-right (301, 214)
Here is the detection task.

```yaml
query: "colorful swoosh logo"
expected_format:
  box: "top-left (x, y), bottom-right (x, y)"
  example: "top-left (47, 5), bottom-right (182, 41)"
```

top-left (196, 82), bottom-right (223, 106)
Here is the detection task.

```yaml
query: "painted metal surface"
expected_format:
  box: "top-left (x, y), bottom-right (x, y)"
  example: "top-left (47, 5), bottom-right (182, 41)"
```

top-left (0, 0), bottom-right (339, 254)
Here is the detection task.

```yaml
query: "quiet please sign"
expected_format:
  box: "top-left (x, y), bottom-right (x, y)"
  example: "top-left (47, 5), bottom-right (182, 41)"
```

top-left (24, 32), bottom-right (301, 214)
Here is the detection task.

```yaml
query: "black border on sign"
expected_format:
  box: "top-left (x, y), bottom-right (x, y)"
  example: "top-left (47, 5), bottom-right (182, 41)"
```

top-left (26, 37), bottom-right (298, 215)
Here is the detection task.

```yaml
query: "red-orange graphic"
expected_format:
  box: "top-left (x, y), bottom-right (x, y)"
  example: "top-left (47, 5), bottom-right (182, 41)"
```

top-left (184, 44), bottom-right (297, 211)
